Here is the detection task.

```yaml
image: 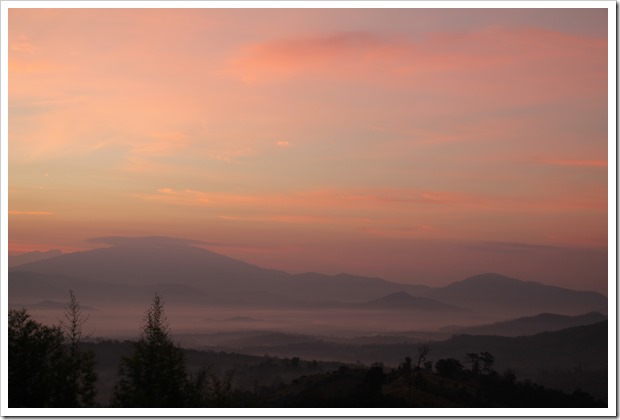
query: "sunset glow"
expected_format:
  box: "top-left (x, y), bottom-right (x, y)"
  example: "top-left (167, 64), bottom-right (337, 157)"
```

top-left (6, 6), bottom-right (610, 292)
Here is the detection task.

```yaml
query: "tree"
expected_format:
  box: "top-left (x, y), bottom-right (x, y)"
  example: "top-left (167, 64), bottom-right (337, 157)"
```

top-left (186, 367), bottom-right (234, 407)
top-left (359, 363), bottom-right (386, 405)
top-left (479, 352), bottom-right (495, 375)
top-left (8, 308), bottom-right (66, 407)
top-left (415, 344), bottom-right (430, 371)
top-left (112, 294), bottom-right (189, 407)
top-left (465, 352), bottom-right (481, 374)
top-left (8, 292), bottom-right (97, 408)
top-left (465, 351), bottom-right (495, 376)
top-left (435, 358), bottom-right (464, 379)
top-left (59, 290), bottom-right (97, 407)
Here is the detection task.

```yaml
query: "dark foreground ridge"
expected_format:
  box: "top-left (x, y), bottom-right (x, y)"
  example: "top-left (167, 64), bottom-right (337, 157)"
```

top-left (8, 292), bottom-right (608, 408)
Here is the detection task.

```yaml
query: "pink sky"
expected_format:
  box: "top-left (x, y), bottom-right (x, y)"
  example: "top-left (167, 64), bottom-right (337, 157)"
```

top-left (7, 7), bottom-right (610, 292)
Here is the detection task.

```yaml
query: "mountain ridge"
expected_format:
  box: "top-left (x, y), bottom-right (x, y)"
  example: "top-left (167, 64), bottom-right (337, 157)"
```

top-left (9, 237), bottom-right (607, 318)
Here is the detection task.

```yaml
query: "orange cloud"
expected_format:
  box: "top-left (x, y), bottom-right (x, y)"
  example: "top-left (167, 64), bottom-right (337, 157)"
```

top-left (10, 36), bottom-right (36, 53)
top-left (136, 185), bottom-right (606, 217)
top-left (8, 211), bottom-right (53, 216)
top-left (541, 159), bottom-right (608, 168)
top-left (228, 27), bottom-right (606, 91)
top-left (131, 131), bottom-right (189, 157)
top-left (228, 31), bottom-right (396, 83)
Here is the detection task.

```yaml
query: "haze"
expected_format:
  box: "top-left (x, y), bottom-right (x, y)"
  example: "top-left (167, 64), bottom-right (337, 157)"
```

top-left (8, 7), bottom-right (609, 293)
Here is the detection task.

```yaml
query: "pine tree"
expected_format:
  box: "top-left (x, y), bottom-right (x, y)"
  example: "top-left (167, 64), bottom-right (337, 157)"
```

top-left (112, 294), bottom-right (189, 407)
top-left (59, 290), bottom-right (97, 407)
top-left (8, 291), bottom-right (98, 408)
top-left (8, 309), bottom-right (68, 407)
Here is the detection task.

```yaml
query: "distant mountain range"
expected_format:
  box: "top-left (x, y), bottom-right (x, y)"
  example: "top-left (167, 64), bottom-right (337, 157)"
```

top-left (201, 321), bottom-right (608, 401)
top-left (9, 236), bottom-right (607, 319)
top-left (440, 311), bottom-right (608, 337)
top-left (8, 249), bottom-right (63, 267)
top-left (419, 273), bottom-right (607, 316)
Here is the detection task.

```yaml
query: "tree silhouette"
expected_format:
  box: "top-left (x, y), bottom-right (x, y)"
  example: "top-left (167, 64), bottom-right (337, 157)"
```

top-left (8, 292), bottom-right (97, 408)
top-left (358, 362), bottom-right (385, 405)
top-left (465, 352), bottom-right (481, 374)
top-left (8, 308), bottom-right (66, 407)
top-left (112, 294), bottom-right (189, 407)
top-left (479, 352), bottom-right (495, 375)
top-left (59, 290), bottom-right (97, 407)
top-left (435, 358), bottom-right (464, 379)
top-left (415, 344), bottom-right (430, 371)
top-left (465, 351), bottom-right (495, 376)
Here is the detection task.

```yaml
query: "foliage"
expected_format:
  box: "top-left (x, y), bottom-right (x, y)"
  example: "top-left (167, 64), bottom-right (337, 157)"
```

top-left (112, 294), bottom-right (189, 407)
top-left (435, 358), bottom-right (465, 379)
top-left (186, 367), bottom-right (234, 407)
top-left (416, 344), bottom-right (430, 370)
top-left (8, 309), bottom-right (66, 407)
top-left (8, 292), bottom-right (97, 408)
top-left (59, 290), bottom-right (97, 407)
top-left (465, 351), bottom-right (495, 375)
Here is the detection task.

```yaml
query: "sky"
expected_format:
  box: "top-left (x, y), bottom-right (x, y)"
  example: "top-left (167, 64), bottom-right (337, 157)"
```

top-left (6, 6), bottom-right (610, 293)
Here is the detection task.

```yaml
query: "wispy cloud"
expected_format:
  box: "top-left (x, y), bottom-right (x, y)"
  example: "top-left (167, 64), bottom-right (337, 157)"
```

top-left (10, 35), bottom-right (36, 53)
top-left (227, 27), bottom-right (606, 95)
top-left (9, 210), bottom-right (53, 216)
top-left (541, 159), bottom-right (607, 168)
top-left (135, 185), bottom-right (606, 218)
top-left (228, 31), bottom-right (396, 83)
top-left (130, 131), bottom-right (189, 157)
top-left (465, 241), bottom-right (561, 254)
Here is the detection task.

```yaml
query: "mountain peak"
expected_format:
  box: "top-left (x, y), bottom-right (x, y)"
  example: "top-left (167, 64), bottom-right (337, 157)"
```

top-left (462, 273), bottom-right (520, 283)
top-left (86, 235), bottom-right (213, 249)
top-left (383, 291), bottom-right (415, 301)
top-left (445, 273), bottom-right (528, 290)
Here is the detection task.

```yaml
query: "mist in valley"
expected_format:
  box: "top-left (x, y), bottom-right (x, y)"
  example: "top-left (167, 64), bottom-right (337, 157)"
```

top-left (7, 237), bottom-right (610, 409)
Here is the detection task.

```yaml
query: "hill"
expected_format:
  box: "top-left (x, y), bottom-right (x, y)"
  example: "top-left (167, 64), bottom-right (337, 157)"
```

top-left (441, 312), bottom-right (607, 336)
top-left (422, 273), bottom-right (607, 317)
top-left (9, 237), bottom-right (429, 304)
top-left (210, 322), bottom-right (608, 401)
top-left (9, 237), bottom-right (607, 322)
top-left (82, 330), bottom-right (606, 408)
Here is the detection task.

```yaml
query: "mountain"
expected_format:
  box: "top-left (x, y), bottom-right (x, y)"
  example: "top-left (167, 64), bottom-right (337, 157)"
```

top-left (9, 237), bottom-right (607, 319)
top-left (9, 271), bottom-right (75, 299)
top-left (8, 249), bottom-right (63, 267)
top-left (361, 291), bottom-right (465, 312)
top-left (220, 322), bottom-right (608, 402)
top-left (290, 272), bottom-right (431, 303)
top-left (8, 237), bottom-right (429, 304)
top-left (11, 238), bottom-right (291, 292)
top-left (422, 273), bottom-right (607, 317)
top-left (440, 311), bottom-right (608, 337)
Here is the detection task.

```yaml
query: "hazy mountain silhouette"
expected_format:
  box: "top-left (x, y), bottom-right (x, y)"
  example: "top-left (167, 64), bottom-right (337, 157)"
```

top-left (9, 237), bottom-right (429, 304)
top-left (9, 237), bottom-right (607, 317)
top-left (8, 249), bottom-right (63, 267)
top-left (206, 321), bottom-right (607, 401)
top-left (421, 273), bottom-right (607, 317)
top-left (361, 291), bottom-right (466, 312)
top-left (440, 311), bottom-right (607, 337)
top-left (11, 238), bottom-right (290, 291)
top-left (9, 271), bottom-right (76, 299)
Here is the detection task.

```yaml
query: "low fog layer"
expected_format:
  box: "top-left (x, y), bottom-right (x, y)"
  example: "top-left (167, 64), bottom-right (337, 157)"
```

top-left (9, 236), bottom-right (607, 340)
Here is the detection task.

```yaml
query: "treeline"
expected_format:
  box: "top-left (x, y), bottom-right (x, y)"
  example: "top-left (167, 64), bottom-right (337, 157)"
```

top-left (9, 293), bottom-right (232, 408)
top-left (9, 291), bottom-right (96, 407)
top-left (8, 293), bottom-right (606, 408)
